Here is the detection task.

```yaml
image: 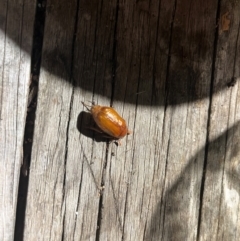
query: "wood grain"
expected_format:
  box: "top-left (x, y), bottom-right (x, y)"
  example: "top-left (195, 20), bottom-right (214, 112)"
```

top-left (23, 0), bottom-right (78, 240)
top-left (199, 0), bottom-right (240, 240)
top-left (0, 0), bottom-right (36, 240)
top-left (21, 0), bottom-right (240, 240)
top-left (103, 0), bottom-right (218, 240)
top-left (64, 0), bottom-right (120, 240)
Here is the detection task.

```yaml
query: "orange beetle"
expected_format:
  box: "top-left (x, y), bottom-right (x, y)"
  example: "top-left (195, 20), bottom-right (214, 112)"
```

top-left (82, 101), bottom-right (131, 142)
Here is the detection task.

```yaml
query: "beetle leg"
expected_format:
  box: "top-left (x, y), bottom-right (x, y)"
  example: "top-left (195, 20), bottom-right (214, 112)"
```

top-left (107, 139), bottom-right (121, 146)
top-left (116, 140), bottom-right (122, 146)
top-left (81, 101), bottom-right (92, 111)
top-left (127, 130), bottom-right (132, 135)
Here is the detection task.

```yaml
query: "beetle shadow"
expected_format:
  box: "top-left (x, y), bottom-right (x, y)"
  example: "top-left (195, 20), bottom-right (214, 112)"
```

top-left (77, 111), bottom-right (114, 143)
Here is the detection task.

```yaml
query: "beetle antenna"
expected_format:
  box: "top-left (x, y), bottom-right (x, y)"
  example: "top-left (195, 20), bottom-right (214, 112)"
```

top-left (81, 101), bottom-right (92, 111)
top-left (86, 100), bottom-right (96, 105)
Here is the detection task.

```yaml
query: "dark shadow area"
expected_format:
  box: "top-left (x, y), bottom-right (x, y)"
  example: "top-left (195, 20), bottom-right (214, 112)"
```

top-left (145, 121), bottom-right (240, 240)
top-left (1, 0), bottom-right (238, 107)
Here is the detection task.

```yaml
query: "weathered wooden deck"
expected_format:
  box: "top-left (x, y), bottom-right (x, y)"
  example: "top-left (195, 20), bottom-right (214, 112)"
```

top-left (1, 0), bottom-right (240, 240)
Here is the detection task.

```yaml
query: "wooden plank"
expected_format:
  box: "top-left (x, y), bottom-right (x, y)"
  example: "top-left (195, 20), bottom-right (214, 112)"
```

top-left (23, 0), bottom-right (240, 241)
top-left (62, 0), bottom-right (118, 240)
top-left (23, 0), bottom-right (117, 240)
top-left (98, 0), bottom-right (218, 240)
top-left (107, 1), bottom-right (217, 240)
top-left (98, 0), bottom-right (175, 240)
top-left (155, 1), bottom-right (218, 240)
top-left (199, 0), bottom-right (240, 240)
top-left (0, 0), bottom-right (36, 240)
top-left (22, 0), bottom-right (78, 240)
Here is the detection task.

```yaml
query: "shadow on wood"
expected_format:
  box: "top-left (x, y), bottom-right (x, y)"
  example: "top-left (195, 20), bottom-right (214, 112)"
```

top-left (145, 120), bottom-right (240, 240)
top-left (1, 0), bottom-right (238, 107)
top-left (2, 0), bottom-right (240, 240)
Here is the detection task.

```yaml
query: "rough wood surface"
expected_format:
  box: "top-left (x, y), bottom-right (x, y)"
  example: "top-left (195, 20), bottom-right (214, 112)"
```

top-left (0, 0), bottom-right (36, 240)
top-left (199, 0), bottom-right (240, 240)
top-left (23, 0), bottom-right (77, 240)
top-left (14, 0), bottom-right (240, 241)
